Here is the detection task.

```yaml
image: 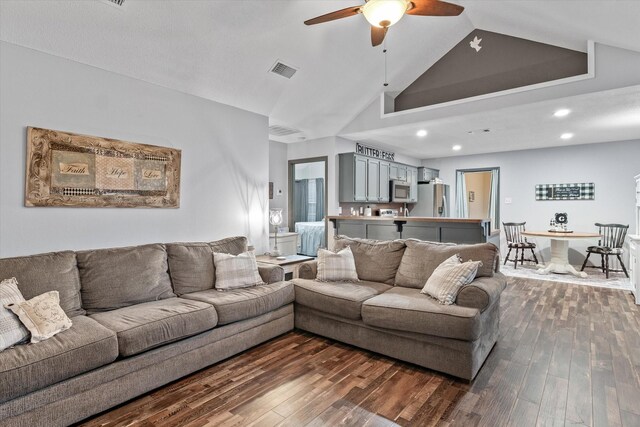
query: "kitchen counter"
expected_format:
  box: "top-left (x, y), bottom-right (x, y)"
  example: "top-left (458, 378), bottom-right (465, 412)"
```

top-left (328, 216), bottom-right (496, 245)
top-left (327, 216), bottom-right (489, 224)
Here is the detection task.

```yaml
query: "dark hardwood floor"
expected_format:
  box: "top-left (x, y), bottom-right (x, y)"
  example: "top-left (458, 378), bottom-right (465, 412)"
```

top-left (79, 277), bottom-right (640, 427)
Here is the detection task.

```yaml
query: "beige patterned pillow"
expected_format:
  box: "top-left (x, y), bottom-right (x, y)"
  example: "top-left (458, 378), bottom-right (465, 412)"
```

top-left (0, 278), bottom-right (30, 351)
top-left (6, 291), bottom-right (72, 343)
top-left (421, 255), bottom-right (481, 305)
top-left (316, 247), bottom-right (359, 282)
top-left (213, 251), bottom-right (264, 290)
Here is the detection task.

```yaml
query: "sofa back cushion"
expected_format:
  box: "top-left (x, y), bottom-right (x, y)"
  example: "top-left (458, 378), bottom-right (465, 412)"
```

top-left (334, 236), bottom-right (406, 284)
top-left (209, 236), bottom-right (248, 256)
top-left (166, 243), bottom-right (215, 295)
top-left (395, 240), bottom-right (498, 289)
top-left (0, 251), bottom-right (84, 317)
top-left (77, 244), bottom-right (175, 313)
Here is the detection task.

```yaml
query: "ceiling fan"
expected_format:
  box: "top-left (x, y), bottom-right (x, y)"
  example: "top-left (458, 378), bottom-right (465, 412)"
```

top-left (304, 0), bottom-right (464, 47)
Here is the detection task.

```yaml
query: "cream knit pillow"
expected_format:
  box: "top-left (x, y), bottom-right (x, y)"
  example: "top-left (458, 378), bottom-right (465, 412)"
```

top-left (6, 291), bottom-right (72, 343)
top-left (316, 247), bottom-right (359, 282)
top-left (421, 255), bottom-right (481, 305)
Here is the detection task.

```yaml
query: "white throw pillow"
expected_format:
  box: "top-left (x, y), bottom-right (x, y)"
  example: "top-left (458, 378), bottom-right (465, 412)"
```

top-left (6, 290), bottom-right (73, 343)
top-left (213, 251), bottom-right (264, 290)
top-left (421, 255), bottom-right (481, 305)
top-left (316, 247), bottom-right (359, 282)
top-left (0, 278), bottom-right (31, 351)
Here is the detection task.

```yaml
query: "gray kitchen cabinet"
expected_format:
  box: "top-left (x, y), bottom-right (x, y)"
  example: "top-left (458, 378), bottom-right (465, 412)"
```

top-left (366, 159), bottom-right (380, 202)
top-left (354, 156), bottom-right (368, 202)
top-left (339, 153), bottom-right (369, 202)
top-left (379, 161), bottom-right (390, 202)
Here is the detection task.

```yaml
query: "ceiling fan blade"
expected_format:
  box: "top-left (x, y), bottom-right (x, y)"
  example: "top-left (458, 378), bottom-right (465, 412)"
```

top-left (371, 26), bottom-right (388, 47)
top-left (304, 6), bottom-right (362, 25)
top-left (407, 0), bottom-right (464, 16)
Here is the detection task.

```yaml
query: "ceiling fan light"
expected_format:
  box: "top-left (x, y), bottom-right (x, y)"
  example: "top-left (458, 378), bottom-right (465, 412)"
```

top-left (362, 0), bottom-right (409, 28)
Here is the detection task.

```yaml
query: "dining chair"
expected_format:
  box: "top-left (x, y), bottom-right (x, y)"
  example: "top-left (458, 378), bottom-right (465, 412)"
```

top-left (580, 223), bottom-right (629, 278)
top-left (502, 222), bottom-right (538, 269)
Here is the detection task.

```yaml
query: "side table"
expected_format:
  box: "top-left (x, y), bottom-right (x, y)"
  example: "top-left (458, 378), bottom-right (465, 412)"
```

top-left (256, 254), bottom-right (314, 280)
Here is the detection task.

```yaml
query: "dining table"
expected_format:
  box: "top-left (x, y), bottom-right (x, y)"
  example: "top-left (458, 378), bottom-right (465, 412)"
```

top-left (521, 230), bottom-right (601, 278)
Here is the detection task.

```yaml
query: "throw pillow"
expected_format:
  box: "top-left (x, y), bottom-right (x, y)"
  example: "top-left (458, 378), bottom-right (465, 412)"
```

top-left (213, 251), bottom-right (264, 290)
top-left (421, 255), bottom-right (482, 305)
top-left (0, 278), bottom-right (30, 351)
top-left (316, 247), bottom-right (359, 282)
top-left (6, 290), bottom-right (73, 343)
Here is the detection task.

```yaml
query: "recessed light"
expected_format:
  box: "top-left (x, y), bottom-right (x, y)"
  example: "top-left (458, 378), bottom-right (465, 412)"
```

top-left (554, 109), bottom-right (571, 118)
top-left (416, 129), bottom-right (428, 137)
top-left (560, 133), bottom-right (574, 140)
top-left (452, 145), bottom-right (462, 151)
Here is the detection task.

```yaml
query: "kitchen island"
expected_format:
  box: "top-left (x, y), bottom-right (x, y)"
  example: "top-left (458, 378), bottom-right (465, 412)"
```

top-left (328, 216), bottom-right (497, 245)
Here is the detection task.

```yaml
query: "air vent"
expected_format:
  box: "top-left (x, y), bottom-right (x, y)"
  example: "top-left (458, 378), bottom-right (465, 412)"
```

top-left (467, 128), bottom-right (491, 134)
top-left (269, 125), bottom-right (301, 137)
top-left (99, 0), bottom-right (126, 9)
top-left (270, 61), bottom-right (297, 79)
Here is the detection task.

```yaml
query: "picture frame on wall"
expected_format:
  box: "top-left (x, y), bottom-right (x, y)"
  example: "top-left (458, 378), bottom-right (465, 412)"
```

top-left (25, 127), bottom-right (181, 208)
top-left (535, 183), bottom-right (595, 201)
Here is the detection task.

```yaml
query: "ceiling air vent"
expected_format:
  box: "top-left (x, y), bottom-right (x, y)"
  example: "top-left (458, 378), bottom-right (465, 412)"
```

top-left (99, 0), bottom-right (126, 9)
top-left (269, 125), bottom-right (301, 137)
top-left (270, 61), bottom-right (297, 79)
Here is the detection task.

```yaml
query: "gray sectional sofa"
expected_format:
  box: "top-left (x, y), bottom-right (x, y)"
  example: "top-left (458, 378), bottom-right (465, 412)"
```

top-left (0, 235), bottom-right (506, 426)
top-left (293, 236), bottom-right (507, 381)
top-left (0, 237), bottom-right (293, 427)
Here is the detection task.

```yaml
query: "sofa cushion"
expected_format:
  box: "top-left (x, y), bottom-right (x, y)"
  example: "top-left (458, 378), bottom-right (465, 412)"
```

top-left (293, 279), bottom-right (391, 320)
top-left (77, 244), bottom-right (175, 314)
top-left (0, 315), bottom-right (118, 403)
top-left (334, 236), bottom-right (406, 285)
top-left (361, 287), bottom-right (483, 341)
top-left (0, 251), bottom-right (84, 317)
top-left (89, 298), bottom-right (217, 357)
top-left (209, 236), bottom-right (248, 255)
top-left (395, 240), bottom-right (498, 289)
top-left (6, 290), bottom-right (73, 343)
top-left (316, 247), bottom-right (359, 282)
top-left (181, 281), bottom-right (294, 325)
top-left (213, 251), bottom-right (263, 290)
top-left (166, 243), bottom-right (215, 295)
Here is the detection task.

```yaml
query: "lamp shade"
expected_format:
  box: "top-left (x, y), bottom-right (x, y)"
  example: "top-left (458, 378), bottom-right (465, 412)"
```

top-left (269, 208), bottom-right (283, 226)
top-left (362, 0), bottom-right (409, 28)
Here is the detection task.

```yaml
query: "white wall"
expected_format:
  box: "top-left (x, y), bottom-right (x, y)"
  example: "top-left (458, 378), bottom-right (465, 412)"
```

top-left (0, 42), bottom-right (270, 257)
top-left (295, 162), bottom-right (325, 180)
top-left (423, 139), bottom-right (640, 265)
top-left (269, 140), bottom-right (288, 228)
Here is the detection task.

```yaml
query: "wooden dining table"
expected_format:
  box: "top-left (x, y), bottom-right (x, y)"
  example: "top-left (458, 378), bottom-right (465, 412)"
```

top-left (521, 230), bottom-right (601, 278)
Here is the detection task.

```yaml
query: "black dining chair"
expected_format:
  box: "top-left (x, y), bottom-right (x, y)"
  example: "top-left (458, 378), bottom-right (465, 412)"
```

top-left (580, 223), bottom-right (629, 278)
top-left (502, 222), bottom-right (538, 269)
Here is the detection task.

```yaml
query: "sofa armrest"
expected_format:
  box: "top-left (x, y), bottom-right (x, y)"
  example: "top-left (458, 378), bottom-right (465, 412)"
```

top-left (456, 272), bottom-right (507, 312)
top-left (297, 260), bottom-right (318, 280)
top-left (257, 263), bottom-right (285, 283)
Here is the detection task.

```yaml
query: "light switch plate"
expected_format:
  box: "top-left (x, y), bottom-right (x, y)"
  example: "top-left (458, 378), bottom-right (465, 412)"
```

top-left (505, 197), bottom-right (512, 204)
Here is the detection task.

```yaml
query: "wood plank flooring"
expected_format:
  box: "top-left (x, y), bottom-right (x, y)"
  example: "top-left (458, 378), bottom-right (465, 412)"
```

top-left (78, 277), bottom-right (640, 427)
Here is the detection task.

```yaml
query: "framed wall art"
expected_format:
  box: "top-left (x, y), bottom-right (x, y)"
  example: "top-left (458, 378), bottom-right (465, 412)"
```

top-left (535, 182), bottom-right (595, 201)
top-left (25, 127), bottom-right (181, 208)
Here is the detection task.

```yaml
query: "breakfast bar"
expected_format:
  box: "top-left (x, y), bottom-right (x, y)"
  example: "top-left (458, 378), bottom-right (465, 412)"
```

top-left (328, 216), bottom-right (496, 245)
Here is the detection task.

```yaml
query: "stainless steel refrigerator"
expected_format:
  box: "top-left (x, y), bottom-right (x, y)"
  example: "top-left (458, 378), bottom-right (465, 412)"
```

top-left (412, 183), bottom-right (450, 217)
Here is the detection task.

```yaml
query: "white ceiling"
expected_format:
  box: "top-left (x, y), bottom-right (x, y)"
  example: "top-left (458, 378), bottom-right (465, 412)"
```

top-left (1, 0), bottom-right (640, 155)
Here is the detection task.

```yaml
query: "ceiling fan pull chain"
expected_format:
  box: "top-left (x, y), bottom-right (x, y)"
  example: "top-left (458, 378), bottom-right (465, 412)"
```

top-left (383, 40), bottom-right (389, 87)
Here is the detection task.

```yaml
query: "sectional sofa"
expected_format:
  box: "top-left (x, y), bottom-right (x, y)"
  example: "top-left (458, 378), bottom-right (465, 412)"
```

top-left (0, 235), bottom-right (506, 426)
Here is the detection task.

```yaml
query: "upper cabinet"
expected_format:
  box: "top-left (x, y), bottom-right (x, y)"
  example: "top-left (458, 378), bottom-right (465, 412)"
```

top-left (339, 153), bottom-right (417, 203)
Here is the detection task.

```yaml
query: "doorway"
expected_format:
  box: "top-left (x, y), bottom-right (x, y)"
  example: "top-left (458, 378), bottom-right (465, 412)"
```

top-left (455, 167), bottom-right (500, 230)
top-left (288, 157), bottom-right (328, 257)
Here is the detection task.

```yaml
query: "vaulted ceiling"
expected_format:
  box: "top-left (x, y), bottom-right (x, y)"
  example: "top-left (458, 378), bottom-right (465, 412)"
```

top-left (1, 0), bottom-right (639, 154)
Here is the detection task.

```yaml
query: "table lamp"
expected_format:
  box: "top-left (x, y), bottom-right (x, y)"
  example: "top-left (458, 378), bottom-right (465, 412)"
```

top-left (269, 208), bottom-right (283, 257)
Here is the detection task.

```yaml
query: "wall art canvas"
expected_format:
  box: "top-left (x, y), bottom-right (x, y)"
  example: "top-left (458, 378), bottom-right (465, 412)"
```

top-left (26, 127), bottom-right (181, 208)
top-left (535, 183), bottom-right (594, 201)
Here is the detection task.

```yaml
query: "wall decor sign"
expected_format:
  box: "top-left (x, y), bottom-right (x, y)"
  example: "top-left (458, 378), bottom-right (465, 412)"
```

top-left (535, 183), bottom-right (595, 201)
top-left (355, 142), bottom-right (395, 161)
top-left (25, 127), bottom-right (181, 208)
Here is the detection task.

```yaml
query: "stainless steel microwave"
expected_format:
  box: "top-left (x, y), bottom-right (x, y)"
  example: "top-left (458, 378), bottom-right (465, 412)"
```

top-left (391, 180), bottom-right (411, 203)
